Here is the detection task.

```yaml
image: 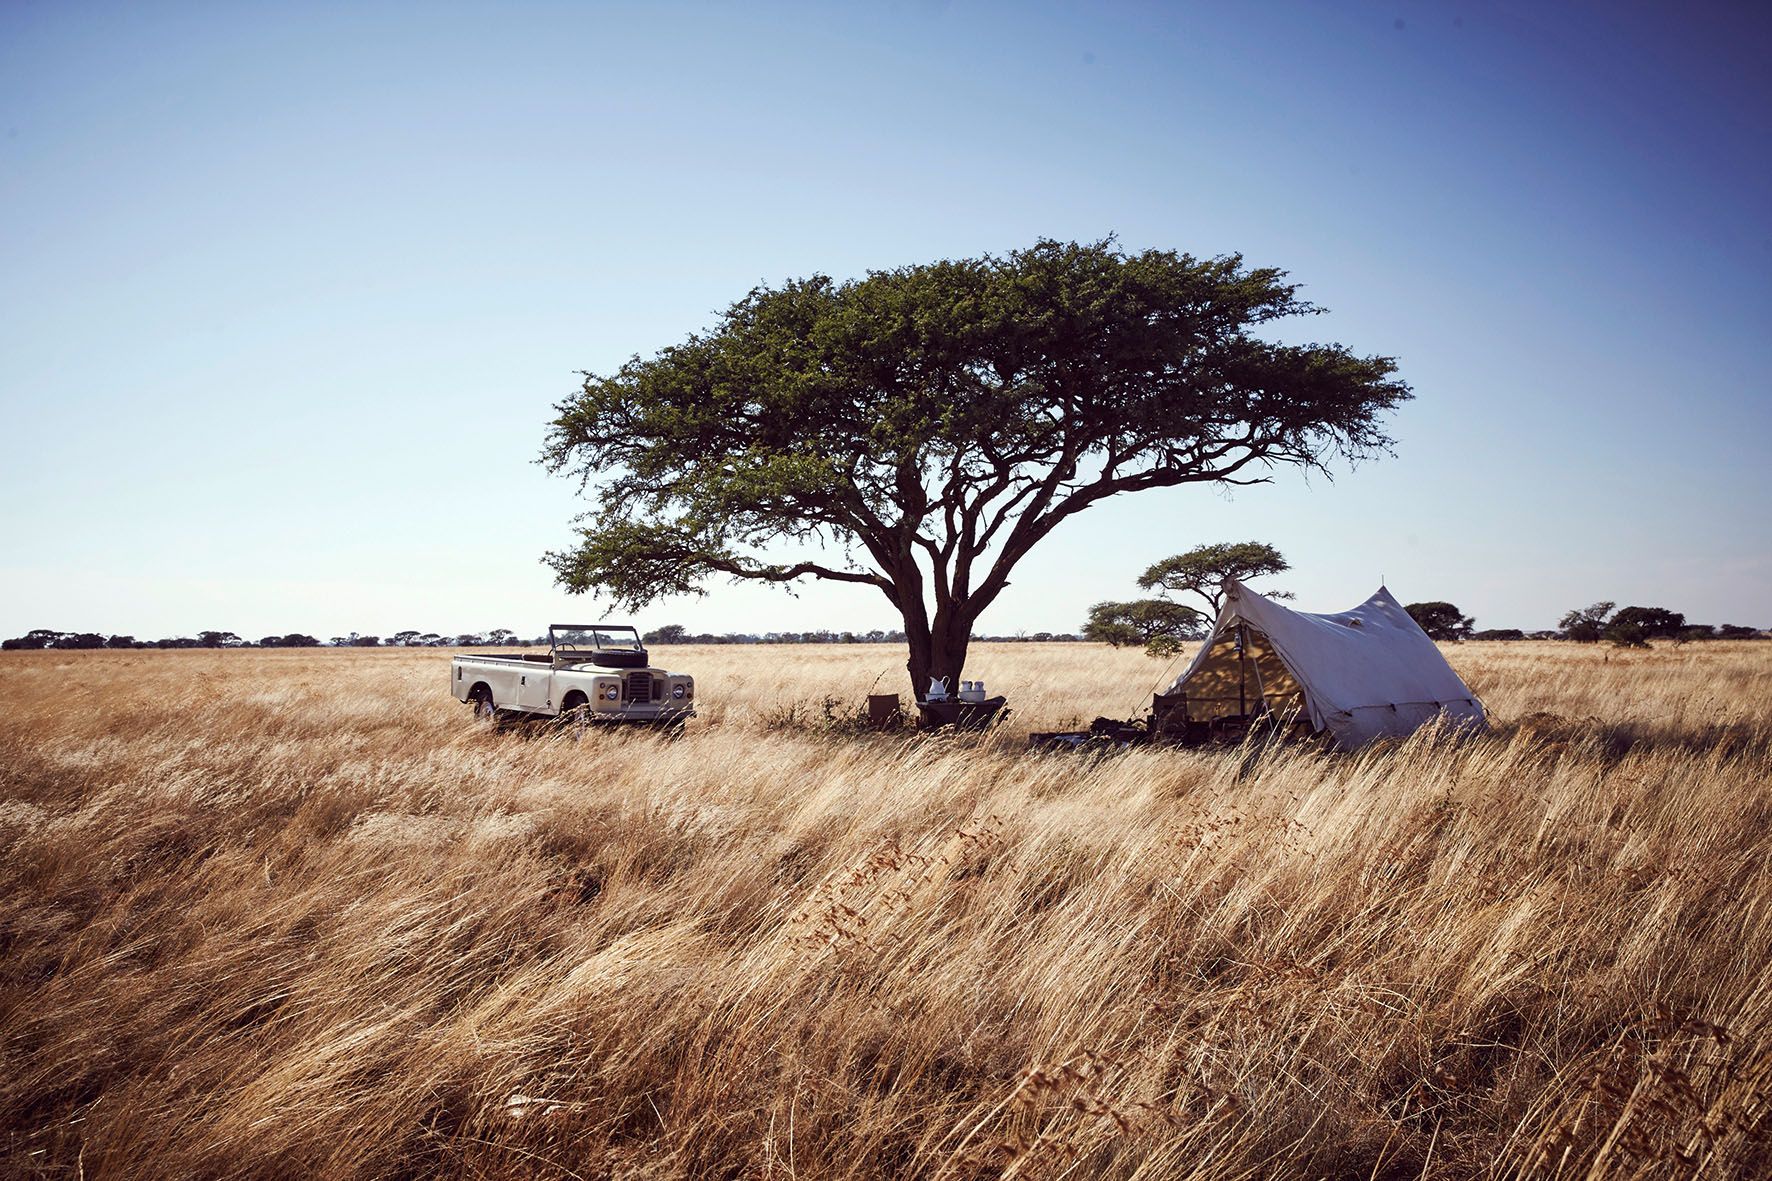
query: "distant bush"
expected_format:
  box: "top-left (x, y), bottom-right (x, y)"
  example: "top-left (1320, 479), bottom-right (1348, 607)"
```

top-left (258, 634), bottom-right (321, 648)
top-left (1405, 601), bottom-right (1474, 641)
top-left (1604, 606), bottom-right (1686, 649)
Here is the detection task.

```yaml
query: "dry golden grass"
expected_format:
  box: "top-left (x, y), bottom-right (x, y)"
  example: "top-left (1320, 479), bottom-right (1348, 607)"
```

top-left (2, 640), bottom-right (1769, 1179)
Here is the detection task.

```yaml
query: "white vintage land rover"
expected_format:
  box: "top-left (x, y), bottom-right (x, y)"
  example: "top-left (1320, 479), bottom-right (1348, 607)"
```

top-left (451, 624), bottom-right (695, 728)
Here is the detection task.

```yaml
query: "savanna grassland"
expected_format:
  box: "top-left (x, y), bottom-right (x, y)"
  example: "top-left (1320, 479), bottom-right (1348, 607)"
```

top-left (2, 641), bottom-right (1769, 1179)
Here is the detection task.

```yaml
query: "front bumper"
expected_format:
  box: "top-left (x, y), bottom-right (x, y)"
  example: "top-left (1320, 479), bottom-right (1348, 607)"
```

top-left (588, 704), bottom-right (696, 724)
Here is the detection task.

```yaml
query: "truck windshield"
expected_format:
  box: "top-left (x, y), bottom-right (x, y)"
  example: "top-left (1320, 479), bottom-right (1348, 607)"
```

top-left (550, 626), bottom-right (643, 652)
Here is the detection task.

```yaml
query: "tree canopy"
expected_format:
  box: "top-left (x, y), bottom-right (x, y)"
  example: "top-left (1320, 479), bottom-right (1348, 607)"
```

top-left (1081, 599), bottom-right (1207, 656)
top-left (1136, 540), bottom-right (1291, 616)
top-left (1604, 606), bottom-right (1685, 648)
top-left (1559, 601), bottom-right (1616, 643)
top-left (1405, 601), bottom-right (1475, 642)
top-left (543, 238), bottom-right (1412, 693)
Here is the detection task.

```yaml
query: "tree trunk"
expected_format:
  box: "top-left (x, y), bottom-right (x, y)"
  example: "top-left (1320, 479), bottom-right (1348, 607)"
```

top-left (904, 606), bottom-right (973, 701)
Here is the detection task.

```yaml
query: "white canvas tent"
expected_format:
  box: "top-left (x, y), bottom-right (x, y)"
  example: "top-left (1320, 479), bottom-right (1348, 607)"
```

top-left (1156, 579), bottom-right (1486, 750)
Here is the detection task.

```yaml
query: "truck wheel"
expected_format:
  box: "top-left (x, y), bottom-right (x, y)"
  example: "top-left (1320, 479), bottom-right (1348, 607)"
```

top-left (557, 693), bottom-right (591, 739)
top-left (469, 686), bottom-right (499, 723)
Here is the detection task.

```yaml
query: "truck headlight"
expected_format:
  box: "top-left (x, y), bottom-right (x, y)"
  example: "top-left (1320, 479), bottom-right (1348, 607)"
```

top-left (672, 684), bottom-right (686, 699)
top-left (602, 685), bottom-right (619, 701)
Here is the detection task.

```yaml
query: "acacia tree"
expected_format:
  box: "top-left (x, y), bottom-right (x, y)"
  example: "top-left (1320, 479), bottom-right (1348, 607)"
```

top-left (1604, 606), bottom-right (1685, 648)
top-left (1082, 599), bottom-right (1207, 656)
top-left (1137, 540), bottom-right (1292, 616)
top-left (543, 239), bottom-right (1410, 695)
top-left (1559, 601), bottom-right (1616, 643)
top-left (1405, 600), bottom-right (1475, 641)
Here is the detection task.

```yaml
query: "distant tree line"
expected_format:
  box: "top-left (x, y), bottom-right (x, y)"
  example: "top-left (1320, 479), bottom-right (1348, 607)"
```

top-left (4, 610), bottom-right (1760, 653)
top-left (1406, 601), bottom-right (1762, 646)
top-left (1, 626), bottom-right (1089, 651)
top-left (3, 590), bottom-right (1760, 655)
top-left (1552, 602), bottom-right (1762, 648)
top-left (0, 629), bottom-right (538, 651)
top-left (640, 624), bottom-right (1084, 646)
top-left (1409, 604), bottom-right (1759, 647)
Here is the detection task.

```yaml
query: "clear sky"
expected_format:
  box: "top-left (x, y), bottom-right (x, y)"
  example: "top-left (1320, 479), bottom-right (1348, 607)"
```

top-left (3, 1), bottom-right (1768, 641)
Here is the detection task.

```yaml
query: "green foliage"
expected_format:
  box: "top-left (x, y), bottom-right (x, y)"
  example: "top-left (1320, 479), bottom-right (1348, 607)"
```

top-left (1136, 541), bottom-right (1291, 615)
top-left (1604, 606), bottom-right (1686, 648)
top-left (1559, 601), bottom-right (1616, 643)
top-left (1082, 599), bottom-right (1207, 656)
top-left (1, 630), bottom-right (69, 651)
top-left (259, 634), bottom-right (321, 648)
top-left (1404, 601), bottom-right (1474, 641)
top-left (543, 238), bottom-right (1411, 689)
top-left (1471, 628), bottom-right (1525, 641)
top-left (1558, 602), bottom-right (1691, 647)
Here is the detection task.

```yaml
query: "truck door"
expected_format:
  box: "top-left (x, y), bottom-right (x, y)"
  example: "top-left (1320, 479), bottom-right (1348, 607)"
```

top-left (514, 664), bottom-right (553, 713)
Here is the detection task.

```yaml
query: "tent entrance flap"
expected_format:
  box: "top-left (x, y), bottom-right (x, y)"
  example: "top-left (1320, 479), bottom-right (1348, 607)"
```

top-left (1169, 625), bottom-right (1306, 723)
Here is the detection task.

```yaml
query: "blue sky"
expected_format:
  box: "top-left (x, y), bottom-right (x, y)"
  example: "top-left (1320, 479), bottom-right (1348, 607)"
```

top-left (3, 1), bottom-right (1768, 640)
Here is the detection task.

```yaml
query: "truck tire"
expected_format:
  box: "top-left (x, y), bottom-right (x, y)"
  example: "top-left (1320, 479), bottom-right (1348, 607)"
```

top-left (469, 684), bottom-right (499, 723)
top-left (557, 691), bottom-right (591, 739)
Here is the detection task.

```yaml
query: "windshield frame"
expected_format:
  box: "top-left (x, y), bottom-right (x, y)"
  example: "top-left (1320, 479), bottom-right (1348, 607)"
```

top-left (548, 624), bottom-right (645, 652)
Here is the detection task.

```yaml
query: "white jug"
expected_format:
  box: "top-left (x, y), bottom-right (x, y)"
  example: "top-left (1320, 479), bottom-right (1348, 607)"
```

top-left (927, 676), bottom-right (949, 702)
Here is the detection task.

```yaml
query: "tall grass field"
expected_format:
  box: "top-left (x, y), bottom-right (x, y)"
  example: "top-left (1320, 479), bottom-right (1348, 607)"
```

top-left (2, 641), bottom-right (1769, 1178)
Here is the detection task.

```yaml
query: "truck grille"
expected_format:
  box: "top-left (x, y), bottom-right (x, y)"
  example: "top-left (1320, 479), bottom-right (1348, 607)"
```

top-left (625, 672), bottom-right (654, 703)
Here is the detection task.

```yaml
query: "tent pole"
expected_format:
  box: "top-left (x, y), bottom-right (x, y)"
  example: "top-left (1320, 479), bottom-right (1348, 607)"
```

top-left (1238, 624), bottom-right (1247, 717)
